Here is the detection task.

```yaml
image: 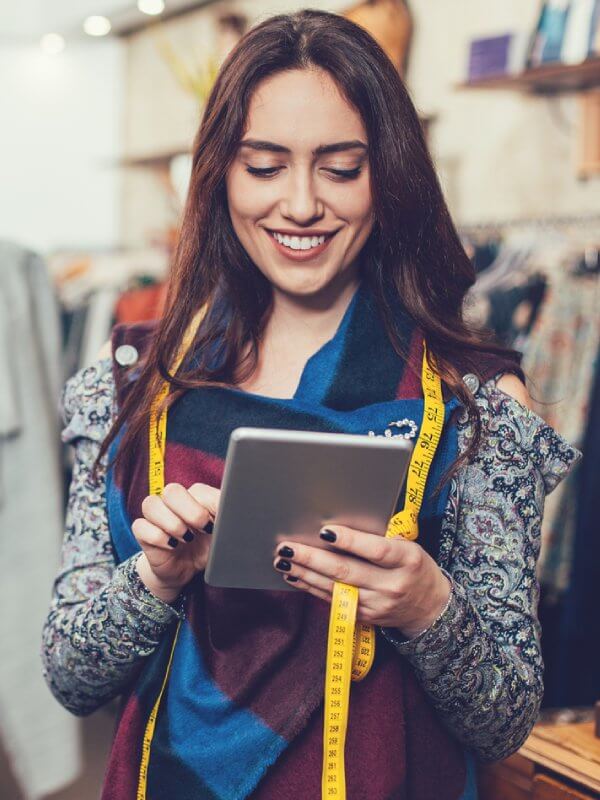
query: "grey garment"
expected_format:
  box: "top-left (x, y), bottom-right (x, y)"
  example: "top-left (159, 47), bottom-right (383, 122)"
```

top-left (78, 287), bottom-right (120, 372)
top-left (0, 241), bottom-right (81, 799)
top-left (41, 357), bottom-right (581, 763)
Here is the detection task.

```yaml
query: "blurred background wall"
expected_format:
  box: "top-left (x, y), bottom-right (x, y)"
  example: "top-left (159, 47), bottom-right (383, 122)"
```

top-left (121, 0), bottom-right (600, 248)
top-left (2, 0), bottom-right (599, 257)
top-left (0, 5), bottom-right (124, 253)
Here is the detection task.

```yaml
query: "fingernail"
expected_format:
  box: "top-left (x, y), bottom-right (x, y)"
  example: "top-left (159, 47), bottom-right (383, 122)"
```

top-left (183, 530), bottom-right (195, 543)
top-left (278, 545), bottom-right (294, 558)
top-left (285, 575), bottom-right (299, 582)
top-left (320, 529), bottom-right (337, 542)
top-left (275, 559), bottom-right (291, 572)
top-left (167, 536), bottom-right (179, 548)
top-left (203, 521), bottom-right (214, 534)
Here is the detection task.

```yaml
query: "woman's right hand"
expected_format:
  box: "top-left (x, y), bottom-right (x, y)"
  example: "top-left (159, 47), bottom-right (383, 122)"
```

top-left (132, 482), bottom-right (220, 603)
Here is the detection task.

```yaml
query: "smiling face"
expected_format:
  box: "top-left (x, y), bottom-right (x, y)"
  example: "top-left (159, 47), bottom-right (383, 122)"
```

top-left (225, 67), bottom-right (375, 300)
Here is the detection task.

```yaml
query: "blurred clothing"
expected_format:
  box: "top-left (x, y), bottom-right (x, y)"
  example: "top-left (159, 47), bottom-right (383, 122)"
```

top-left (521, 273), bottom-right (600, 596)
top-left (553, 352), bottom-right (600, 706)
top-left (0, 241), bottom-right (81, 798)
top-left (115, 282), bottom-right (166, 324)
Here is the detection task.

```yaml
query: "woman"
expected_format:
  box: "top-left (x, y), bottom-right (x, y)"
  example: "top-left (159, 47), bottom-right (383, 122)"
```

top-left (42, 10), bottom-right (580, 800)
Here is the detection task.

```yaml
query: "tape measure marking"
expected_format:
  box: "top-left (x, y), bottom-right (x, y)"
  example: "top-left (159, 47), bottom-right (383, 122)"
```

top-left (321, 343), bottom-right (444, 799)
top-left (136, 621), bottom-right (181, 800)
top-left (322, 582), bottom-right (358, 797)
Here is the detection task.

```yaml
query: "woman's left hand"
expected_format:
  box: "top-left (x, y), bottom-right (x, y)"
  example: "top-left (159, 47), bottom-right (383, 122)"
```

top-left (272, 525), bottom-right (452, 639)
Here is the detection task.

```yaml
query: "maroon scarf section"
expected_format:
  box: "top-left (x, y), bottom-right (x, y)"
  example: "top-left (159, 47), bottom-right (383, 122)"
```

top-left (109, 319), bottom-right (522, 799)
top-left (250, 644), bottom-right (468, 799)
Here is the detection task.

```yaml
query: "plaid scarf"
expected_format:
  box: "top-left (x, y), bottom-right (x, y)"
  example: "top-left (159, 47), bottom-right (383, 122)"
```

top-left (102, 281), bottom-right (484, 800)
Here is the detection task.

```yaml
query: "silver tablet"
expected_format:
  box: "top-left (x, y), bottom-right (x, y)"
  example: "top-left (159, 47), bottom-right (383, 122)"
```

top-left (204, 427), bottom-right (413, 591)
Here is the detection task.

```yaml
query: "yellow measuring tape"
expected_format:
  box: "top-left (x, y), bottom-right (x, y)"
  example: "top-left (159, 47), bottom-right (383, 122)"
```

top-left (136, 306), bottom-right (444, 800)
top-left (147, 306), bottom-right (209, 498)
top-left (136, 621), bottom-right (181, 799)
top-left (137, 306), bottom-right (208, 800)
top-left (321, 344), bottom-right (444, 799)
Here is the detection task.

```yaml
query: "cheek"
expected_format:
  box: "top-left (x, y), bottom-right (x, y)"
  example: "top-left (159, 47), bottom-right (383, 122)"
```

top-left (332, 180), bottom-right (373, 228)
top-left (226, 167), bottom-right (274, 222)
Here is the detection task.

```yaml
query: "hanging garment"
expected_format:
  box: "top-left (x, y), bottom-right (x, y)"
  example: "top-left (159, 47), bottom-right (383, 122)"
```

top-left (78, 286), bottom-right (120, 371)
top-left (485, 275), bottom-right (547, 348)
top-left (101, 279), bottom-right (523, 800)
top-left (0, 240), bottom-right (81, 798)
top-left (521, 272), bottom-right (600, 596)
top-left (554, 349), bottom-right (600, 706)
top-left (115, 281), bottom-right (167, 324)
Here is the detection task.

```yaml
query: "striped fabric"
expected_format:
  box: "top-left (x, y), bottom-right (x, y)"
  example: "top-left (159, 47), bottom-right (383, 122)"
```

top-left (102, 281), bottom-right (470, 800)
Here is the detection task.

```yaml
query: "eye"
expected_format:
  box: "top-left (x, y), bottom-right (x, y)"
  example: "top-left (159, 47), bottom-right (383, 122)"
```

top-left (326, 167), bottom-right (362, 180)
top-left (246, 166), bottom-right (281, 177)
top-left (245, 165), bottom-right (363, 180)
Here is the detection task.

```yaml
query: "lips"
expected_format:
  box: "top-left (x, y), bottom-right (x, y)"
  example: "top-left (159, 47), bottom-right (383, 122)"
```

top-left (264, 228), bottom-right (338, 262)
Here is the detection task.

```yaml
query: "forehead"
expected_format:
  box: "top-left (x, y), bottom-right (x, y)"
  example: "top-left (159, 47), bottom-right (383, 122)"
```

top-left (243, 68), bottom-right (367, 148)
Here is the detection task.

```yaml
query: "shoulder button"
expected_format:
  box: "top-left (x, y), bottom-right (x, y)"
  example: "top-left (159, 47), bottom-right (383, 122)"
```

top-left (462, 372), bottom-right (480, 394)
top-left (114, 344), bottom-right (139, 367)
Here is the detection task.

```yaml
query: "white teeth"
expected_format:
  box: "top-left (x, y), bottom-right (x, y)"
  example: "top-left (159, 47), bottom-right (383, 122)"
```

top-left (272, 231), bottom-right (327, 250)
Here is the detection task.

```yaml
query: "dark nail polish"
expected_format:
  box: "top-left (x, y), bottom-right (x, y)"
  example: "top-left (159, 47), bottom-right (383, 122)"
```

top-left (183, 530), bottom-right (195, 543)
top-left (285, 575), bottom-right (299, 582)
top-left (320, 529), bottom-right (337, 542)
top-left (167, 536), bottom-right (179, 548)
top-left (275, 559), bottom-right (291, 572)
top-left (203, 521), bottom-right (214, 534)
top-left (278, 545), bottom-right (294, 558)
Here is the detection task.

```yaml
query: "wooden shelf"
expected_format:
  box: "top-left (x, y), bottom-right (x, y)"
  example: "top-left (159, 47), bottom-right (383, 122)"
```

top-left (479, 718), bottom-right (600, 799)
top-left (520, 720), bottom-right (600, 795)
top-left (457, 57), bottom-right (600, 95)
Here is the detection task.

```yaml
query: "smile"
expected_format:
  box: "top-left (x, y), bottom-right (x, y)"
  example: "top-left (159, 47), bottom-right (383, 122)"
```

top-left (265, 228), bottom-right (338, 261)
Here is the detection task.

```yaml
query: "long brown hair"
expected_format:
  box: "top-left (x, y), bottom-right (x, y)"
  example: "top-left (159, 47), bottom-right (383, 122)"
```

top-left (97, 8), bottom-right (521, 483)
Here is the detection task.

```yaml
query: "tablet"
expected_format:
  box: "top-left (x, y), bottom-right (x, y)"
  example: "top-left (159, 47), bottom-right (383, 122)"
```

top-left (204, 427), bottom-right (413, 591)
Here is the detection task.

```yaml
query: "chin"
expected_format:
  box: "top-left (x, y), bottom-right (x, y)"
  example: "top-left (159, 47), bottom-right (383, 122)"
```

top-left (268, 271), bottom-right (339, 298)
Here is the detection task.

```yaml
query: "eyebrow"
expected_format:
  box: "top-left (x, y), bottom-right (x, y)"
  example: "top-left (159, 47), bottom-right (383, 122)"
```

top-left (238, 139), bottom-right (368, 156)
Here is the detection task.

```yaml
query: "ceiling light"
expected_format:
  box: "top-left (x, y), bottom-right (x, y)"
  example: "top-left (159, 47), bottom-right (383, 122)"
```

top-left (137, 0), bottom-right (166, 16)
top-left (83, 16), bottom-right (112, 36)
top-left (40, 33), bottom-right (65, 55)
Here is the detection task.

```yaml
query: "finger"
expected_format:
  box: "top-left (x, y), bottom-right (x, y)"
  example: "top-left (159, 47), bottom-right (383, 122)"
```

top-left (275, 558), bottom-right (394, 626)
top-left (132, 517), bottom-right (177, 551)
top-left (273, 541), bottom-right (383, 590)
top-left (274, 556), bottom-right (383, 608)
top-left (187, 483), bottom-right (220, 524)
top-left (160, 483), bottom-right (214, 535)
top-left (356, 603), bottom-right (383, 624)
top-left (281, 573), bottom-right (331, 603)
top-left (279, 568), bottom-right (384, 625)
top-left (315, 525), bottom-right (420, 570)
top-left (141, 493), bottom-right (189, 541)
top-left (274, 557), bottom-right (336, 594)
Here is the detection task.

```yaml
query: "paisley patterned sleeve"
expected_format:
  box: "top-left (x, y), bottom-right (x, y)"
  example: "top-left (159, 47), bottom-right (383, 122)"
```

top-left (41, 358), bottom-right (183, 716)
top-left (380, 375), bottom-right (582, 762)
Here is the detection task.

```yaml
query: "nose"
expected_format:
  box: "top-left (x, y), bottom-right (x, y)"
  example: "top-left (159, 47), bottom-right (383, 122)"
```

top-left (280, 169), bottom-right (324, 225)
